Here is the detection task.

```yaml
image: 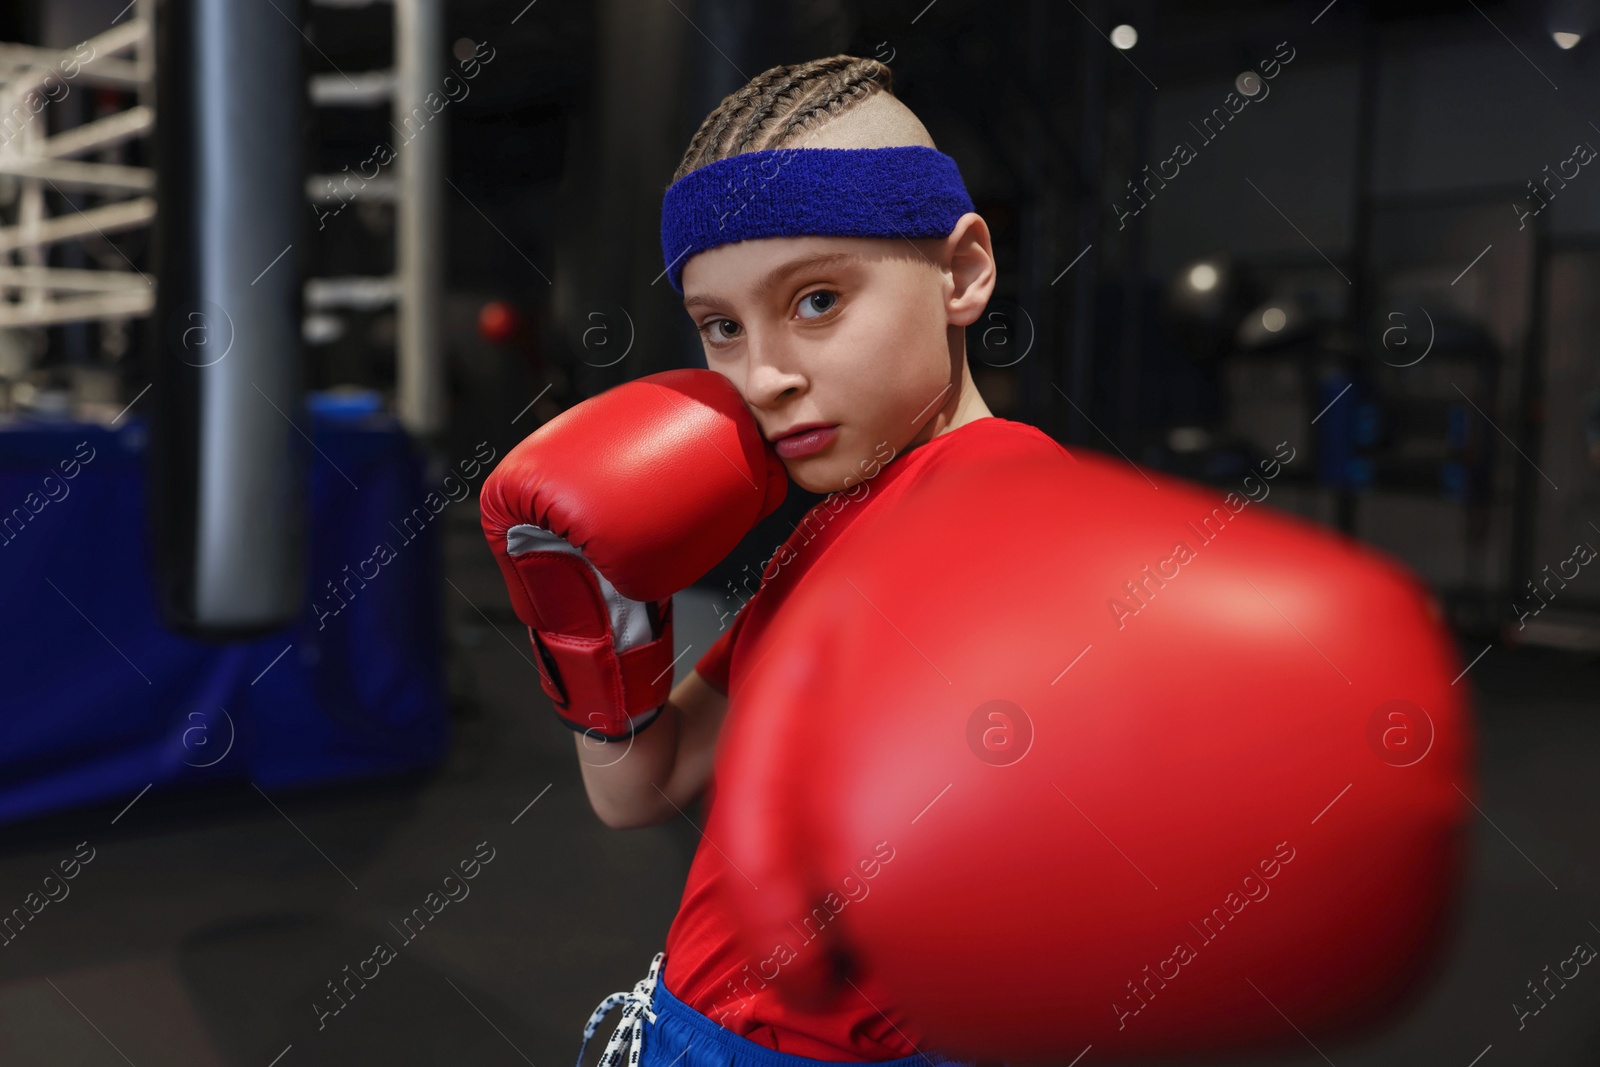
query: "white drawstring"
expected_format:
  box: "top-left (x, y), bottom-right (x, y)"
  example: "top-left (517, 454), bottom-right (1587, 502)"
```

top-left (576, 950), bottom-right (666, 1067)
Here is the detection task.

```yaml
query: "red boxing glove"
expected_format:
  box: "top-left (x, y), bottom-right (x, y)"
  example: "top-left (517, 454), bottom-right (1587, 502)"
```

top-left (711, 438), bottom-right (1475, 1061)
top-left (480, 369), bottom-right (786, 740)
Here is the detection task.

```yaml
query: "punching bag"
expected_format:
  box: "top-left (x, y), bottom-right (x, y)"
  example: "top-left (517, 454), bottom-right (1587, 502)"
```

top-left (149, 0), bottom-right (305, 634)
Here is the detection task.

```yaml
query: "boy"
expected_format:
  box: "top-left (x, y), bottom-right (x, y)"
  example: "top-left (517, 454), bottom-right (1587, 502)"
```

top-left (483, 54), bottom-right (1042, 1066)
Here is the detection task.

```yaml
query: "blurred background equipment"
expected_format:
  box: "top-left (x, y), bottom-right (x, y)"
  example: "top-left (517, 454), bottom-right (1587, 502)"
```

top-left (303, 0), bottom-right (444, 436)
top-left (0, 0), bottom-right (449, 828)
top-left (149, 0), bottom-right (306, 634)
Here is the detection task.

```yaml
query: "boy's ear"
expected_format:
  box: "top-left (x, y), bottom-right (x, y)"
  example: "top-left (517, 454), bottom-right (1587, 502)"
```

top-left (944, 212), bottom-right (997, 328)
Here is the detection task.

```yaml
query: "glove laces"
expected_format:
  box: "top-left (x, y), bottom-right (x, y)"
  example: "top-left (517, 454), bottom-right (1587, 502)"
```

top-left (576, 950), bottom-right (665, 1067)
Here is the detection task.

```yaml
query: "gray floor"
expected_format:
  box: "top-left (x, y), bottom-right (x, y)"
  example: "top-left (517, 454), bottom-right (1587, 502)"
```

top-left (1, 503), bottom-right (1598, 1066)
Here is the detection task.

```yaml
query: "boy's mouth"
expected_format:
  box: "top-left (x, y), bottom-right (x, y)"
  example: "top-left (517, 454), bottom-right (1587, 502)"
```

top-left (768, 420), bottom-right (832, 442)
top-left (772, 423), bottom-right (839, 460)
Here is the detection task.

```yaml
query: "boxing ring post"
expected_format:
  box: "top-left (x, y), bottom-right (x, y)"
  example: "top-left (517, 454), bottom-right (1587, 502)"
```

top-left (149, 0), bottom-right (305, 634)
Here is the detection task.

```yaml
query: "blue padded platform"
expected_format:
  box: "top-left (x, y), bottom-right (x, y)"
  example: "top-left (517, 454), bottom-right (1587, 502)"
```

top-left (0, 408), bottom-right (450, 827)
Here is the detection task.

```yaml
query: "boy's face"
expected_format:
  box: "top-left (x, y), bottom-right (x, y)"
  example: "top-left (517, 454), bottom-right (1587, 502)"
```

top-left (680, 234), bottom-right (962, 495)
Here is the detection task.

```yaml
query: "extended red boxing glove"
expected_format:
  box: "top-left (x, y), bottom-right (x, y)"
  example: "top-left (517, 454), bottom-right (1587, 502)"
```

top-left (479, 369), bottom-right (787, 740)
top-left (711, 434), bottom-right (1475, 1061)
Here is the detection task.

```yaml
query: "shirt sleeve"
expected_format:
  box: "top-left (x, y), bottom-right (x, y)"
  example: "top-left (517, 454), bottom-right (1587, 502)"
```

top-left (693, 604), bottom-right (747, 696)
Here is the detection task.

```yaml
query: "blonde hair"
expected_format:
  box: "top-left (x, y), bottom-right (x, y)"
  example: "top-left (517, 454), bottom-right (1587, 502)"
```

top-left (670, 55), bottom-right (894, 185)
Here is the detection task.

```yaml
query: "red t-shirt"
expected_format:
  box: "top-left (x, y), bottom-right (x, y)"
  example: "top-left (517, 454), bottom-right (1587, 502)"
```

top-left (661, 416), bottom-right (1067, 1059)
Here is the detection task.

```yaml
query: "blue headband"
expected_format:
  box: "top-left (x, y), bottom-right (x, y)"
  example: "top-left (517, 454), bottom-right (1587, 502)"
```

top-left (659, 145), bottom-right (975, 294)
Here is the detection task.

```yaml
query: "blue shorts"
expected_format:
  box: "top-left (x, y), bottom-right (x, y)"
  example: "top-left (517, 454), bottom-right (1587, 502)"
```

top-left (576, 951), bottom-right (981, 1067)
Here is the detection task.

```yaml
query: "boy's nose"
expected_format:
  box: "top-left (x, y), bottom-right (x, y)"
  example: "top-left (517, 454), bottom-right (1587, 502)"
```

top-left (743, 342), bottom-right (808, 408)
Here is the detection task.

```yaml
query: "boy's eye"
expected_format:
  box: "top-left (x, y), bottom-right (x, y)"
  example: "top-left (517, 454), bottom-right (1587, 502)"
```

top-left (698, 290), bottom-right (838, 345)
top-left (797, 289), bottom-right (838, 320)
top-left (700, 318), bottom-right (741, 345)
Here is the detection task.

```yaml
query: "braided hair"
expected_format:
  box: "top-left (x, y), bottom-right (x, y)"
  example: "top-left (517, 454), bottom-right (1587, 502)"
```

top-left (670, 55), bottom-right (894, 185)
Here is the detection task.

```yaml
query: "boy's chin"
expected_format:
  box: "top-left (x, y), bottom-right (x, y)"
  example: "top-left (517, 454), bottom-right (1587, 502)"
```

top-left (784, 466), bottom-right (830, 495)
top-left (783, 459), bottom-right (851, 497)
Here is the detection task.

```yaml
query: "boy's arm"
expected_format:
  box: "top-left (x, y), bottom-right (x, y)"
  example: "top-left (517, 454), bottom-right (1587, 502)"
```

top-left (575, 668), bottom-right (729, 830)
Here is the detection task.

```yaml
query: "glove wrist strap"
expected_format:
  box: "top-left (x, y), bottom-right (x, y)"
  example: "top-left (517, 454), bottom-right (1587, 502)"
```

top-left (529, 601), bottom-right (675, 741)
